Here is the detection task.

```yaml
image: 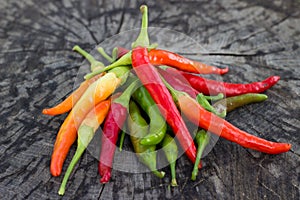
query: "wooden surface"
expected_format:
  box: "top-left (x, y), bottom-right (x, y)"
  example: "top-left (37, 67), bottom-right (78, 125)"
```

top-left (0, 0), bottom-right (299, 199)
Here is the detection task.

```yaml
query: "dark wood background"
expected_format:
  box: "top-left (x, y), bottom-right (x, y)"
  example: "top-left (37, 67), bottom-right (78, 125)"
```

top-left (0, 0), bottom-right (299, 199)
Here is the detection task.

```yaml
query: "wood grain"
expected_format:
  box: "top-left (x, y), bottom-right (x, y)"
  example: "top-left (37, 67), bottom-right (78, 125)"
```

top-left (0, 0), bottom-right (299, 199)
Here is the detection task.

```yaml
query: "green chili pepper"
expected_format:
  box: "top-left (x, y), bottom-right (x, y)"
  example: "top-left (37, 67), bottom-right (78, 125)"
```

top-left (73, 45), bottom-right (105, 71)
top-left (132, 86), bottom-right (167, 145)
top-left (128, 100), bottom-right (165, 178)
top-left (213, 93), bottom-right (268, 114)
top-left (196, 93), bottom-right (226, 118)
top-left (191, 130), bottom-right (210, 181)
top-left (161, 134), bottom-right (178, 186)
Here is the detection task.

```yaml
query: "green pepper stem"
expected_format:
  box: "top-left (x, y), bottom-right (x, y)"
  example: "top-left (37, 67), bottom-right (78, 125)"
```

top-left (152, 170), bottom-right (165, 178)
top-left (191, 130), bottom-right (210, 181)
top-left (203, 93), bottom-right (224, 101)
top-left (119, 130), bottom-right (126, 151)
top-left (73, 45), bottom-right (104, 71)
top-left (111, 47), bottom-right (118, 62)
top-left (170, 161), bottom-right (178, 186)
top-left (132, 5), bottom-right (150, 48)
top-left (84, 51), bottom-right (132, 79)
top-left (97, 47), bottom-right (114, 63)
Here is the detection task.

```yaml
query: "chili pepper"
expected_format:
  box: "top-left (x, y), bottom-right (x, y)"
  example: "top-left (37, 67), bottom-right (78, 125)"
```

top-left (98, 79), bottom-right (140, 183)
top-left (58, 99), bottom-right (111, 195)
top-left (191, 130), bottom-right (210, 181)
top-left (131, 47), bottom-right (198, 164)
top-left (213, 93), bottom-right (268, 114)
top-left (50, 72), bottom-right (121, 177)
top-left (132, 86), bottom-right (167, 145)
top-left (161, 133), bottom-right (178, 186)
top-left (176, 68), bottom-right (280, 97)
top-left (128, 100), bottom-right (165, 178)
top-left (165, 84), bottom-right (291, 154)
top-left (148, 49), bottom-right (228, 75)
top-left (42, 74), bottom-right (103, 116)
top-left (73, 45), bottom-right (105, 71)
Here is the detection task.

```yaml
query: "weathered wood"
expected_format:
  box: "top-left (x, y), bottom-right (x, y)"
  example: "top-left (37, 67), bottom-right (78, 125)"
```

top-left (0, 0), bottom-right (299, 199)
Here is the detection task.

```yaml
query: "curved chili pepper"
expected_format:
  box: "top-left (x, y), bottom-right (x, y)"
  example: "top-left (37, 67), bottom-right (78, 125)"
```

top-left (213, 93), bottom-right (268, 114)
top-left (98, 79), bottom-right (139, 183)
top-left (191, 130), bottom-right (210, 181)
top-left (177, 68), bottom-right (280, 97)
top-left (132, 86), bottom-right (167, 145)
top-left (50, 72), bottom-right (121, 177)
top-left (148, 49), bottom-right (228, 75)
top-left (58, 100), bottom-right (111, 195)
top-left (42, 74), bottom-right (102, 116)
top-left (174, 92), bottom-right (291, 154)
top-left (161, 133), bottom-right (178, 186)
top-left (131, 47), bottom-right (198, 164)
top-left (128, 100), bottom-right (165, 178)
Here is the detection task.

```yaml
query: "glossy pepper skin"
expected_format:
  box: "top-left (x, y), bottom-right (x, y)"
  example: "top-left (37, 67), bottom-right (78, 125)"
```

top-left (131, 46), bottom-right (198, 164)
top-left (128, 100), bottom-right (165, 178)
top-left (132, 86), bottom-right (167, 145)
top-left (177, 94), bottom-right (291, 154)
top-left (177, 69), bottom-right (280, 97)
top-left (98, 103), bottom-right (127, 183)
top-left (98, 80), bottom-right (139, 183)
top-left (115, 47), bottom-right (228, 75)
top-left (148, 49), bottom-right (228, 75)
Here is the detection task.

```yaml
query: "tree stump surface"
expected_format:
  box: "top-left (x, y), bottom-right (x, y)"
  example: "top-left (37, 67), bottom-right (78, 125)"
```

top-left (0, 0), bottom-right (299, 199)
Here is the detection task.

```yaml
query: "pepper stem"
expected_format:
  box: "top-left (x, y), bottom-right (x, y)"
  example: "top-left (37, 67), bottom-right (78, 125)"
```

top-left (203, 93), bottom-right (224, 101)
top-left (132, 5), bottom-right (150, 48)
top-left (119, 130), bottom-right (126, 151)
top-left (191, 130), bottom-right (210, 181)
top-left (73, 45), bottom-right (105, 71)
top-left (152, 170), bottom-right (165, 178)
top-left (97, 47), bottom-right (114, 63)
top-left (170, 161), bottom-right (178, 186)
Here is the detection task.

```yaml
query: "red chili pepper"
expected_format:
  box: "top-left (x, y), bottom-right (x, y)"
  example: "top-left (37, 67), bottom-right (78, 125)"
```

top-left (98, 80), bottom-right (139, 183)
top-left (131, 46), bottom-right (198, 164)
top-left (174, 68), bottom-right (280, 97)
top-left (98, 103), bottom-right (127, 183)
top-left (149, 49), bottom-right (228, 75)
top-left (177, 94), bottom-right (291, 154)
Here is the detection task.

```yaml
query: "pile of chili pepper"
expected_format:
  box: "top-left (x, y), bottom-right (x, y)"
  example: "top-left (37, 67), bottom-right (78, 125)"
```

top-left (42, 5), bottom-right (291, 195)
